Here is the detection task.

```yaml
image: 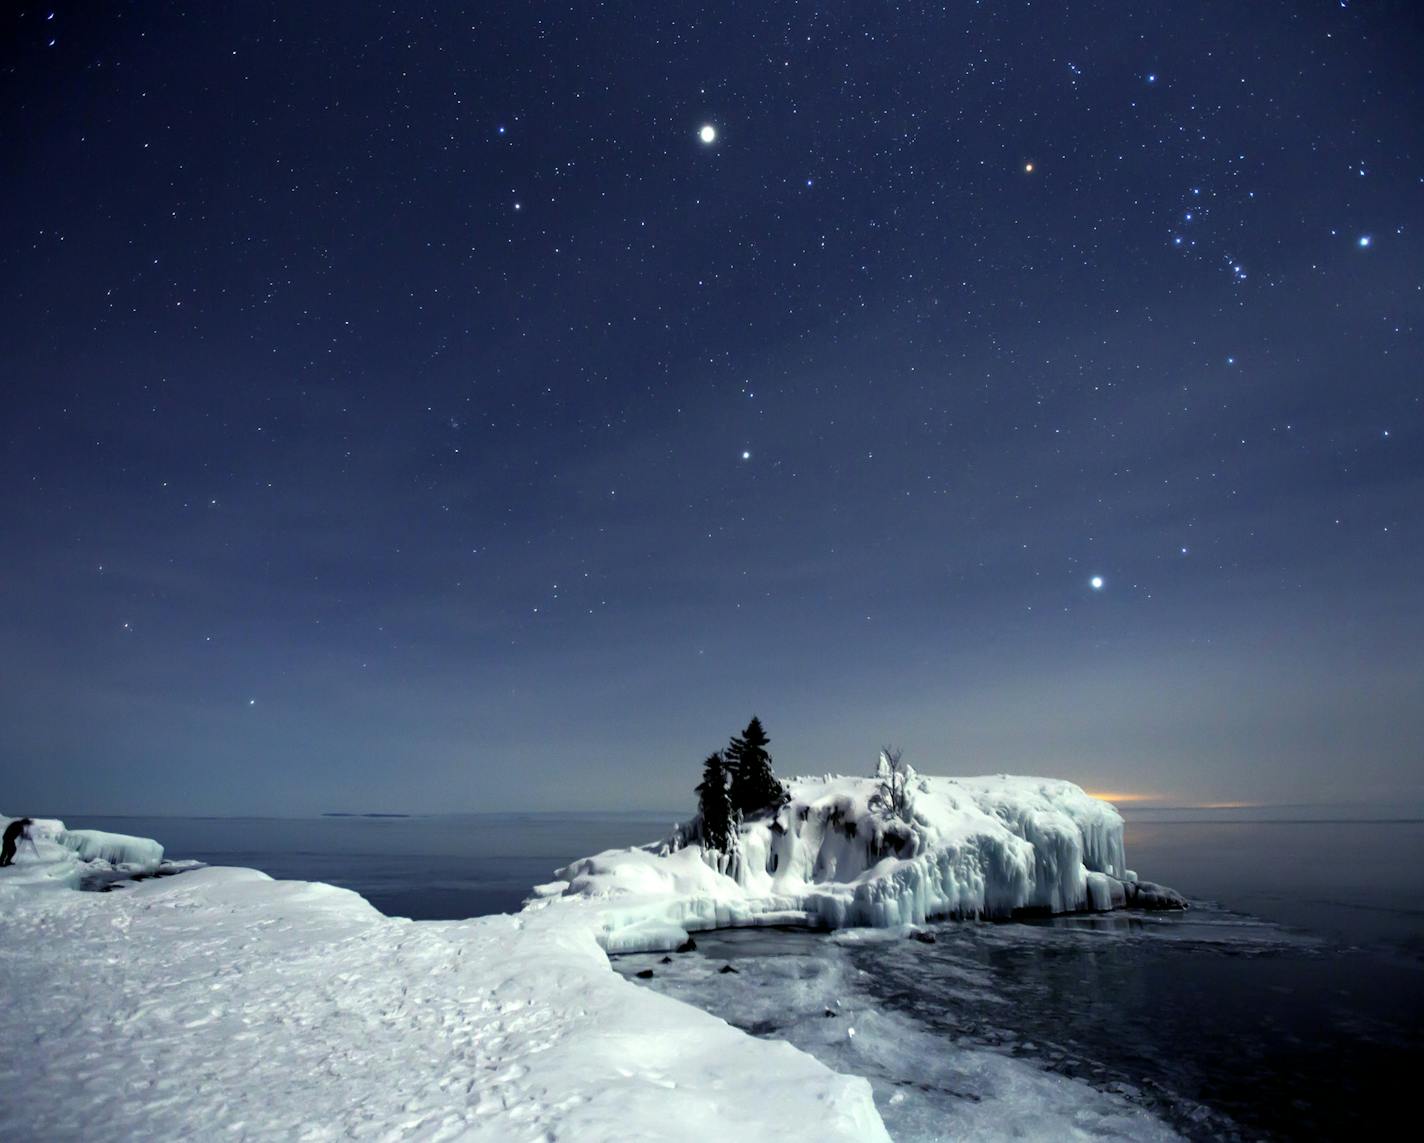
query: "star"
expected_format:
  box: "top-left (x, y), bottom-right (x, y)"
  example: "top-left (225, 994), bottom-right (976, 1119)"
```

top-left (698, 124), bottom-right (717, 144)
top-left (1024, 162), bottom-right (1034, 173)
top-left (1358, 234), bottom-right (1372, 248)
top-left (741, 449), bottom-right (751, 461)
top-left (1090, 576), bottom-right (1105, 591)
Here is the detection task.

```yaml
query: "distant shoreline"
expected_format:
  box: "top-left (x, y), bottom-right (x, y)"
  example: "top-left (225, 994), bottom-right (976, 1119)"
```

top-left (321, 812), bottom-right (412, 819)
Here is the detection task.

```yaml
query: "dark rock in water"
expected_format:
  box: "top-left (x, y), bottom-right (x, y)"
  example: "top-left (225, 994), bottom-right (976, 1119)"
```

top-left (910, 930), bottom-right (937, 944)
top-left (676, 937), bottom-right (697, 953)
top-left (659, 955), bottom-right (673, 964)
top-left (1123, 879), bottom-right (1189, 910)
top-left (635, 968), bottom-right (655, 979)
top-left (719, 964), bottom-right (739, 974)
top-left (824, 1008), bottom-right (839, 1018)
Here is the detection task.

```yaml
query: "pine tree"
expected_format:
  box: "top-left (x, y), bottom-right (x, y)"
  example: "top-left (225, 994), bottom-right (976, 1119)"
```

top-left (695, 752), bottom-right (736, 852)
top-left (726, 715), bottom-right (787, 817)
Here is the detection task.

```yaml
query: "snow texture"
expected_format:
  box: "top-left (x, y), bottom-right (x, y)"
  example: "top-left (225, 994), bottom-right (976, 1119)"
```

top-left (542, 775), bottom-right (1177, 953)
top-left (0, 813), bottom-right (885, 1141)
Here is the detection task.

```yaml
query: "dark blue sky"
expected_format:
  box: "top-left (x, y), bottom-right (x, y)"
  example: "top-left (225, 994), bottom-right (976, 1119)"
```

top-left (3, 2), bottom-right (1420, 815)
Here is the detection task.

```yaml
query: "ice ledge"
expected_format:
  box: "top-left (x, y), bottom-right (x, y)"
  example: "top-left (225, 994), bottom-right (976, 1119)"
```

top-left (534, 774), bottom-right (1186, 953)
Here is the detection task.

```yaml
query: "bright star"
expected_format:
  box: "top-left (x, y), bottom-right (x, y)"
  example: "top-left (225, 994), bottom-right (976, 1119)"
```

top-left (1090, 576), bottom-right (1105, 591)
top-left (1024, 161), bottom-right (1034, 173)
top-left (698, 124), bottom-right (717, 144)
top-left (741, 450), bottom-right (751, 461)
top-left (1358, 234), bottom-right (1372, 248)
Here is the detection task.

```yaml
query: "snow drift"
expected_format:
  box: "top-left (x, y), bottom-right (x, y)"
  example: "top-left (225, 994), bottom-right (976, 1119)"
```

top-left (537, 775), bottom-right (1185, 953)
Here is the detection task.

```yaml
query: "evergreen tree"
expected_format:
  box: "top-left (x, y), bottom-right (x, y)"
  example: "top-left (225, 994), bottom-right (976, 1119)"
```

top-left (726, 715), bottom-right (787, 817)
top-left (695, 752), bottom-right (736, 852)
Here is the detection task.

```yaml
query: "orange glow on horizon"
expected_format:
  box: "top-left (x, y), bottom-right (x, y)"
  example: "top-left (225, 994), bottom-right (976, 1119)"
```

top-left (1085, 792), bottom-right (1262, 810)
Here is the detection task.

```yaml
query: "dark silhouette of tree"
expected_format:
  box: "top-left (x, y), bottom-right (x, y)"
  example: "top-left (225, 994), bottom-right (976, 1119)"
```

top-left (726, 715), bottom-right (787, 817)
top-left (695, 752), bottom-right (737, 852)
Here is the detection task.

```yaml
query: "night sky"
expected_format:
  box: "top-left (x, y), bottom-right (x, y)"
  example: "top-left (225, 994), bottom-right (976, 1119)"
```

top-left (3, 3), bottom-right (1420, 816)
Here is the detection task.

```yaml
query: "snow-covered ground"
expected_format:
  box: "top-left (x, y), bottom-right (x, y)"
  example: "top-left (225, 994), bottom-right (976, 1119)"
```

top-left (539, 774), bottom-right (1183, 953)
top-left (1, 778), bottom-right (1180, 1139)
top-left (0, 812), bottom-right (884, 1141)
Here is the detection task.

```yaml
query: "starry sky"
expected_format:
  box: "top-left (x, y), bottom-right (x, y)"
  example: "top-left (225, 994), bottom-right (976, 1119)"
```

top-left (3, 2), bottom-right (1421, 816)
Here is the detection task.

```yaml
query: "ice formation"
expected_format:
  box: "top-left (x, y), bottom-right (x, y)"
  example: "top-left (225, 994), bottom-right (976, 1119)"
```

top-left (539, 775), bottom-right (1184, 953)
top-left (0, 814), bottom-right (885, 1140)
top-left (55, 827), bottom-right (165, 867)
top-left (0, 814), bottom-right (164, 887)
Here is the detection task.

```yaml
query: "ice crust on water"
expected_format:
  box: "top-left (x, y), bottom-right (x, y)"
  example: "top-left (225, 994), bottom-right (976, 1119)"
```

top-left (0, 813), bottom-right (886, 1141)
top-left (542, 775), bottom-right (1173, 952)
top-left (615, 929), bottom-right (1183, 1142)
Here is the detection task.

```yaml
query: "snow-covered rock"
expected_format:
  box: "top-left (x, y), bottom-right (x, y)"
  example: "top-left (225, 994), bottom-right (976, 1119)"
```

top-left (0, 817), bottom-right (886, 1141)
top-left (539, 775), bottom-right (1178, 953)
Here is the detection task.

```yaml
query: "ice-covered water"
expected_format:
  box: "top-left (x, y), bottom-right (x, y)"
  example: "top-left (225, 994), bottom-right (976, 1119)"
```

top-left (613, 816), bottom-right (1424, 1141)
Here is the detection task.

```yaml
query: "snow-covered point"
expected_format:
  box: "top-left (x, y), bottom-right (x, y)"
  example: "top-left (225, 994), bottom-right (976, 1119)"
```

top-left (539, 774), bottom-right (1182, 953)
top-left (0, 814), bottom-right (886, 1141)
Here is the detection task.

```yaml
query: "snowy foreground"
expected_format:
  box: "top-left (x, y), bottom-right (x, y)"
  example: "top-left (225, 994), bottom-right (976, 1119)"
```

top-left (1, 779), bottom-right (1179, 1140)
top-left (0, 812), bottom-right (884, 1141)
top-left (536, 775), bottom-right (1183, 953)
